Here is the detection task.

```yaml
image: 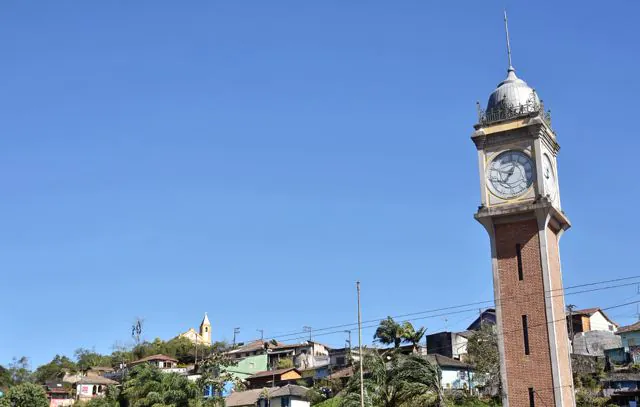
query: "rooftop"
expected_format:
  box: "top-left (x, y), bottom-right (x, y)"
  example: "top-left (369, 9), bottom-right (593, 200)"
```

top-left (617, 321), bottom-right (640, 335)
top-left (77, 376), bottom-right (119, 385)
top-left (130, 354), bottom-right (178, 365)
top-left (247, 368), bottom-right (300, 380)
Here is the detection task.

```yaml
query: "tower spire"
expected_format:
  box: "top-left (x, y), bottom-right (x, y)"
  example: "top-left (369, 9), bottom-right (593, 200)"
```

top-left (504, 10), bottom-right (514, 71)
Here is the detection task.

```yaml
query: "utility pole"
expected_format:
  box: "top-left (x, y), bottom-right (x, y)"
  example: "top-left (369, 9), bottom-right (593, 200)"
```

top-left (357, 281), bottom-right (365, 407)
top-left (345, 330), bottom-right (352, 365)
top-left (257, 329), bottom-right (264, 341)
top-left (567, 304), bottom-right (576, 352)
top-left (233, 327), bottom-right (240, 347)
top-left (303, 326), bottom-right (312, 341)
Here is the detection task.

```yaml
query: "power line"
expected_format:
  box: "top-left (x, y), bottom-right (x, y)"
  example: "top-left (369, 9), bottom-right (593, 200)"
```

top-left (262, 276), bottom-right (640, 342)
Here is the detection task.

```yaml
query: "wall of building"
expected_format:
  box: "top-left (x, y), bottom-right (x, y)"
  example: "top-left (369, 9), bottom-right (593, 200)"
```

top-left (572, 331), bottom-right (621, 356)
top-left (226, 354), bottom-right (268, 380)
top-left (621, 332), bottom-right (640, 349)
top-left (589, 312), bottom-right (616, 332)
top-left (452, 334), bottom-right (468, 360)
top-left (494, 219), bottom-right (556, 407)
top-left (546, 225), bottom-right (575, 406)
top-left (291, 398), bottom-right (310, 407)
top-left (440, 369), bottom-right (473, 390)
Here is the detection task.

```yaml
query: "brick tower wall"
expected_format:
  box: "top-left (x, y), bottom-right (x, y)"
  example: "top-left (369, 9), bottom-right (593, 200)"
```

top-left (546, 226), bottom-right (575, 405)
top-left (495, 219), bottom-right (555, 406)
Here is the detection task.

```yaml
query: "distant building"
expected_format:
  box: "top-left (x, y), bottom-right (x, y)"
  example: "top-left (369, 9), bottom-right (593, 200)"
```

top-left (425, 354), bottom-right (474, 392)
top-left (75, 376), bottom-right (118, 402)
top-left (229, 340), bottom-right (330, 371)
top-left (225, 354), bottom-right (269, 380)
top-left (246, 368), bottom-right (303, 389)
top-left (466, 309), bottom-right (496, 331)
top-left (260, 385), bottom-right (310, 407)
top-left (568, 308), bottom-right (618, 335)
top-left (178, 313), bottom-right (212, 346)
top-left (426, 331), bottom-right (473, 360)
top-left (226, 385), bottom-right (310, 407)
top-left (329, 348), bottom-right (350, 368)
top-left (44, 382), bottom-right (74, 407)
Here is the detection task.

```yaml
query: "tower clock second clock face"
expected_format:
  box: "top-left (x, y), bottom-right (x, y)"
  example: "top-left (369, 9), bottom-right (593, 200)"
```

top-left (487, 150), bottom-right (534, 199)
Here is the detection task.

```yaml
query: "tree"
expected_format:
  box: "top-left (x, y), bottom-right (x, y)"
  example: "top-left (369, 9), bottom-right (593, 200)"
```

top-left (33, 355), bottom-right (77, 383)
top-left (399, 322), bottom-right (427, 351)
top-left (340, 350), bottom-right (444, 407)
top-left (196, 351), bottom-right (245, 407)
top-left (122, 363), bottom-right (197, 407)
top-left (466, 325), bottom-right (501, 399)
top-left (2, 382), bottom-right (48, 407)
top-left (74, 348), bottom-right (112, 372)
top-left (0, 365), bottom-right (12, 389)
top-left (373, 317), bottom-right (403, 348)
top-left (277, 358), bottom-right (294, 369)
top-left (8, 357), bottom-right (32, 384)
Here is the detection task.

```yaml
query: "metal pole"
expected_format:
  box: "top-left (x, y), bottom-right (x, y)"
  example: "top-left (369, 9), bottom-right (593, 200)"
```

top-left (357, 281), bottom-right (365, 407)
top-left (566, 304), bottom-right (575, 353)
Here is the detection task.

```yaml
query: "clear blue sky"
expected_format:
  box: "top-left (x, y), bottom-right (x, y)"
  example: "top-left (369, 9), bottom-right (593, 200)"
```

top-left (2, 1), bottom-right (640, 368)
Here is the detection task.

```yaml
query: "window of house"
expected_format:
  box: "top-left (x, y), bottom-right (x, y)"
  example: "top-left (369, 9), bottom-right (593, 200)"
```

top-left (281, 396), bottom-right (290, 407)
top-left (522, 315), bottom-right (530, 355)
top-left (516, 244), bottom-right (523, 281)
top-left (528, 388), bottom-right (535, 407)
top-left (336, 356), bottom-right (346, 366)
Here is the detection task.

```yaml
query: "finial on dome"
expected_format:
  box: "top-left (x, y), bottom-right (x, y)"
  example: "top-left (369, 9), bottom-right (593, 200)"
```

top-left (504, 10), bottom-right (514, 72)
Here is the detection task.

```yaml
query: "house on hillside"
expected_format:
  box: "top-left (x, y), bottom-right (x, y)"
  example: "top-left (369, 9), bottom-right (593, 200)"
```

top-left (228, 340), bottom-right (278, 360)
top-left (466, 309), bottom-right (496, 331)
top-left (225, 388), bottom-right (266, 407)
top-left (76, 376), bottom-right (118, 401)
top-left (568, 308), bottom-right (618, 334)
top-left (246, 368), bottom-right (303, 389)
top-left (602, 372), bottom-right (640, 405)
top-left (225, 354), bottom-right (269, 381)
top-left (260, 385), bottom-right (310, 407)
top-left (425, 354), bottom-right (475, 392)
top-left (129, 354), bottom-right (186, 373)
top-left (426, 331), bottom-right (472, 360)
top-left (226, 385), bottom-right (310, 407)
top-left (44, 382), bottom-right (74, 407)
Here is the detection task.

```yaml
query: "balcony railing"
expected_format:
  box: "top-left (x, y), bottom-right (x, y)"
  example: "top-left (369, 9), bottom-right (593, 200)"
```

top-left (476, 91), bottom-right (552, 128)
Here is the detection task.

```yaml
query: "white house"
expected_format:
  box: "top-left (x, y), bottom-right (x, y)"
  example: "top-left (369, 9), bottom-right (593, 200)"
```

top-left (568, 308), bottom-right (618, 334)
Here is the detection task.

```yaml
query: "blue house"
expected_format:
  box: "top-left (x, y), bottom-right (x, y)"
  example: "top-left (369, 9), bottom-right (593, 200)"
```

top-left (617, 321), bottom-right (640, 363)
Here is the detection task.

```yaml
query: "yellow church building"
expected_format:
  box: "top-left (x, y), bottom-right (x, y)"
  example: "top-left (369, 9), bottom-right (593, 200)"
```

top-left (177, 313), bottom-right (211, 346)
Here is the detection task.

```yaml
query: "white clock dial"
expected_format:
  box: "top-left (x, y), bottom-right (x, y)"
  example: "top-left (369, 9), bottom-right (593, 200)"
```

top-left (542, 154), bottom-right (557, 200)
top-left (487, 150), bottom-right (535, 199)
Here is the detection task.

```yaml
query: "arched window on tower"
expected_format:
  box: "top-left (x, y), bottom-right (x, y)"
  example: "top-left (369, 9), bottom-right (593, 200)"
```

top-left (205, 327), bottom-right (209, 332)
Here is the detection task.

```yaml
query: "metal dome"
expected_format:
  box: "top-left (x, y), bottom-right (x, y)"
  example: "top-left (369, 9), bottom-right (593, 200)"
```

top-left (486, 67), bottom-right (539, 112)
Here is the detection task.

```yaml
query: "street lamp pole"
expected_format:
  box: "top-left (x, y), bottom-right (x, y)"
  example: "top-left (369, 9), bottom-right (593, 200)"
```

top-left (357, 281), bottom-right (365, 407)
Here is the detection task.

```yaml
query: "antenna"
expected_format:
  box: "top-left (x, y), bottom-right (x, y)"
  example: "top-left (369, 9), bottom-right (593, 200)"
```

top-left (504, 10), bottom-right (514, 71)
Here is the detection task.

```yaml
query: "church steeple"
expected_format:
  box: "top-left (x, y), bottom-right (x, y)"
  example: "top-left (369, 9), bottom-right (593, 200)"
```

top-left (199, 312), bottom-right (212, 345)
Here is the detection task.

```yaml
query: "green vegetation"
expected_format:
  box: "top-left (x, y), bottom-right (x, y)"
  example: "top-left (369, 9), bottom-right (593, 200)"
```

top-left (0, 382), bottom-right (48, 407)
top-left (373, 317), bottom-right (426, 350)
top-left (340, 350), bottom-right (444, 407)
top-left (276, 357), bottom-right (294, 369)
top-left (465, 326), bottom-right (500, 400)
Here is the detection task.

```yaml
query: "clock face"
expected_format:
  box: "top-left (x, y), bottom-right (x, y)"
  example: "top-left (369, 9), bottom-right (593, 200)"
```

top-left (542, 154), bottom-right (557, 200)
top-left (487, 150), bottom-right (534, 199)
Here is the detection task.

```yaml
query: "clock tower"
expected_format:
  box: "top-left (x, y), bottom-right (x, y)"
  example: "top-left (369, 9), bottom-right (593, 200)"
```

top-left (471, 13), bottom-right (575, 407)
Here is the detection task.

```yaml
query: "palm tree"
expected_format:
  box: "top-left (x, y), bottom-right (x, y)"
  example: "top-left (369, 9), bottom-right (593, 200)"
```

top-left (400, 322), bottom-right (427, 352)
top-left (373, 317), bottom-right (403, 348)
top-left (341, 350), bottom-right (444, 407)
top-left (122, 364), bottom-right (197, 407)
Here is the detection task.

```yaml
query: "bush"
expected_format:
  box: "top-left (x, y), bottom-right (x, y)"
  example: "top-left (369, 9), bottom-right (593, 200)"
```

top-left (2, 383), bottom-right (49, 407)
